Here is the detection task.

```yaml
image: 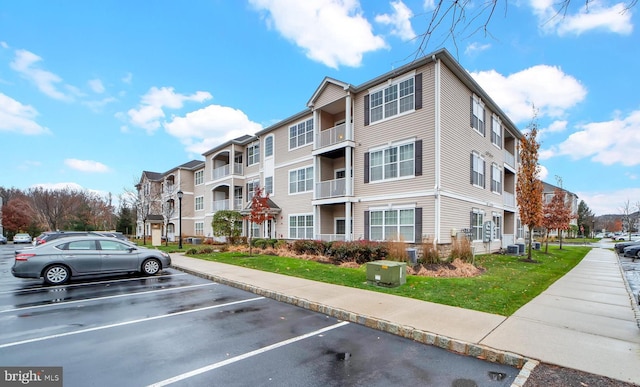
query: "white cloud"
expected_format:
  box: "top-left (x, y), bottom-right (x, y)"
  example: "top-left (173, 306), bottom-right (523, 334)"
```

top-left (10, 49), bottom-right (73, 101)
top-left (249, 0), bottom-right (387, 68)
top-left (529, 0), bottom-right (633, 36)
top-left (126, 86), bottom-right (212, 134)
top-left (64, 159), bottom-right (111, 173)
top-left (88, 79), bottom-right (105, 93)
top-left (537, 164), bottom-right (549, 181)
top-left (548, 110), bottom-right (640, 166)
top-left (578, 188), bottom-right (640, 216)
top-left (0, 92), bottom-right (51, 135)
top-left (470, 65), bottom-right (587, 123)
top-left (1, 41), bottom-right (9, 49)
top-left (465, 42), bottom-right (491, 56)
top-left (539, 120), bottom-right (568, 139)
top-left (84, 96), bottom-right (118, 112)
top-left (122, 72), bottom-right (133, 84)
top-left (164, 104), bottom-right (263, 154)
top-left (375, 1), bottom-right (416, 41)
top-left (31, 182), bottom-right (85, 192)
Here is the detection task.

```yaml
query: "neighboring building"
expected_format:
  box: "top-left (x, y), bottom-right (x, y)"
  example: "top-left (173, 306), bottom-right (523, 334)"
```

top-left (541, 181), bottom-right (579, 236)
top-left (137, 48), bottom-right (523, 254)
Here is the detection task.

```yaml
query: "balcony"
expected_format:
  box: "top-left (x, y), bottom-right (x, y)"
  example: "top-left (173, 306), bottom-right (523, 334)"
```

top-left (316, 123), bottom-right (346, 149)
top-left (315, 178), bottom-right (346, 199)
top-left (503, 192), bottom-right (515, 208)
top-left (504, 150), bottom-right (515, 169)
top-left (212, 199), bottom-right (229, 212)
top-left (213, 163), bottom-right (243, 180)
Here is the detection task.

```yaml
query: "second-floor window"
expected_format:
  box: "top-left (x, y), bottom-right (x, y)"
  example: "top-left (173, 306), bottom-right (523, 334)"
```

top-left (289, 118), bottom-right (313, 149)
top-left (265, 176), bottom-right (273, 195)
top-left (471, 152), bottom-right (485, 188)
top-left (247, 142), bottom-right (260, 166)
top-left (195, 196), bottom-right (204, 211)
top-left (369, 142), bottom-right (415, 182)
top-left (491, 163), bottom-right (502, 193)
top-left (195, 170), bottom-right (204, 185)
top-left (247, 179), bottom-right (259, 201)
top-left (369, 77), bottom-right (414, 124)
top-left (289, 166), bottom-right (313, 194)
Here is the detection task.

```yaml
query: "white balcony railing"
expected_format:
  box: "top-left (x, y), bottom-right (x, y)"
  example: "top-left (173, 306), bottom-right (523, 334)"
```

top-left (504, 150), bottom-right (515, 168)
top-left (234, 198), bottom-right (243, 210)
top-left (315, 234), bottom-right (351, 242)
top-left (212, 163), bottom-right (243, 180)
top-left (315, 178), bottom-right (346, 199)
top-left (503, 192), bottom-right (515, 207)
top-left (212, 199), bottom-right (229, 212)
top-left (316, 123), bottom-right (347, 149)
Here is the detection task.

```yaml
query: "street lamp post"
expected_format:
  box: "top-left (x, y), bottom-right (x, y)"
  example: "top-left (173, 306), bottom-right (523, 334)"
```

top-left (177, 190), bottom-right (183, 249)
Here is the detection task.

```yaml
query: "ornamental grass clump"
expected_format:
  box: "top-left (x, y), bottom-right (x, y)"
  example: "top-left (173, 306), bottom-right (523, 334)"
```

top-left (450, 237), bottom-right (473, 263)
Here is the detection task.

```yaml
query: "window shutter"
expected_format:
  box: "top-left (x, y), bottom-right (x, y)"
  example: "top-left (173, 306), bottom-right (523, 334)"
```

top-left (470, 96), bottom-right (474, 128)
top-left (414, 207), bottom-right (422, 243)
top-left (482, 159), bottom-right (486, 189)
top-left (490, 164), bottom-right (494, 191)
top-left (470, 153), bottom-right (474, 184)
top-left (364, 94), bottom-right (370, 126)
top-left (415, 73), bottom-right (422, 110)
top-left (364, 152), bottom-right (370, 184)
top-left (246, 183), bottom-right (249, 203)
top-left (364, 211), bottom-right (370, 240)
top-left (482, 109), bottom-right (486, 136)
top-left (415, 140), bottom-right (422, 176)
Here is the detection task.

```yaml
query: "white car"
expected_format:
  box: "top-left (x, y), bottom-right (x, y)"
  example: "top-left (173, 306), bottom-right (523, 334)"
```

top-left (13, 233), bottom-right (32, 244)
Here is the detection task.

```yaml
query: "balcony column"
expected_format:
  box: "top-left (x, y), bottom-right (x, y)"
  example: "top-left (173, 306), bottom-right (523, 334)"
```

top-left (346, 146), bottom-right (352, 197)
top-left (345, 202), bottom-right (352, 241)
top-left (345, 92), bottom-right (352, 141)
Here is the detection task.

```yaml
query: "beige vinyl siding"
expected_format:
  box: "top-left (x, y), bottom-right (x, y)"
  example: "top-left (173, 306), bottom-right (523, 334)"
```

top-left (352, 64), bottom-right (436, 200)
top-left (315, 83), bottom-right (346, 108)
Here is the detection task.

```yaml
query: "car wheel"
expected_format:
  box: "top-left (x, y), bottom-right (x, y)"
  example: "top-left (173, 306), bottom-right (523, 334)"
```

top-left (44, 265), bottom-right (70, 285)
top-left (141, 258), bottom-right (161, 275)
top-left (635, 251), bottom-right (640, 262)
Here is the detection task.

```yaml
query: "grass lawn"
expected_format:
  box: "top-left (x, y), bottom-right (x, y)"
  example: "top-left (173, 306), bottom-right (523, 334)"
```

top-left (176, 245), bottom-right (591, 316)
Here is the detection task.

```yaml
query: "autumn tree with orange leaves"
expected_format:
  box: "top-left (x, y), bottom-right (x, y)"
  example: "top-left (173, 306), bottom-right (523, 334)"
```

top-left (244, 186), bottom-right (273, 256)
top-left (542, 187), bottom-right (574, 252)
top-left (516, 119), bottom-right (544, 261)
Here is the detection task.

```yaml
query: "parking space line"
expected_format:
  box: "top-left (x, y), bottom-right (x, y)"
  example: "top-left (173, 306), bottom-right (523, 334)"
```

top-left (147, 321), bottom-right (350, 387)
top-left (0, 296), bottom-right (266, 349)
top-left (0, 272), bottom-right (189, 296)
top-left (0, 283), bottom-right (218, 314)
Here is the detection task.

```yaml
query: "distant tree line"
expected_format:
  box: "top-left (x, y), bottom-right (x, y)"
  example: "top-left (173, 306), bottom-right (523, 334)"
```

top-left (0, 186), bottom-right (136, 238)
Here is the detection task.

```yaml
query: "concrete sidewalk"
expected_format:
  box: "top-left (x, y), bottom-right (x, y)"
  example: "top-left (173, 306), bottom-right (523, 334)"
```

top-left (169, 248), bottom-right (640, 385)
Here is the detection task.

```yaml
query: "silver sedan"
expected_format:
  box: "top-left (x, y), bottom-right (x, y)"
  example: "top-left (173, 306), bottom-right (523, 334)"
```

top-left (12, 236), bottom-right (171, 285)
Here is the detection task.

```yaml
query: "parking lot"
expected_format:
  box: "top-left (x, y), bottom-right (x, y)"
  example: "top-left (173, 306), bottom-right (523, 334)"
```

top-left (0, 244), bottom-right (518, 386)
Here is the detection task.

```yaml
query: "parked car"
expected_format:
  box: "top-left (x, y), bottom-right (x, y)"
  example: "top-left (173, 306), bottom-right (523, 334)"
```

top-left (13, 233), bottom-right (32, 244)
top-left (0, 235), bottom-right (7, 244)
top-left (33, 231), bottom-right (104, 245)
top-left (623, 244), bottom-right (640, 261)
top-left (12, 235), bottom-right (171, 285)
top-left (615, 240), bottom-right (640, 254)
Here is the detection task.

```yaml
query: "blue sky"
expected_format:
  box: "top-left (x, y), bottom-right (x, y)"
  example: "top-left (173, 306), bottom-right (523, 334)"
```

top-left (1, 0), bottom-right (638, 216)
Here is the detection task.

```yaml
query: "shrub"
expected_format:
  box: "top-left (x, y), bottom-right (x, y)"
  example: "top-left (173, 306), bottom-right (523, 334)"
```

top-left (450, 237), bottom-right (473, 262)
top-left (291, 239), bottom-right (327, 255)
top-left (327, 240), bottom-right (387, 264)
top-left (420, 237), bottom-right (440, 264)
top-left (385, 240), bottom-right (408, 262)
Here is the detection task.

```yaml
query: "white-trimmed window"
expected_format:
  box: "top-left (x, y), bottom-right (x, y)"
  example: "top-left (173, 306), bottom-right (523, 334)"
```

top-left (290, 214), bottom-right (313, 239)
top-left (369, 77), bottom-right (414, 123)
top-left (247, 141), bottom-right (260, 166)
top-left (265, 176), bottom-right (273, 195)
top-left (491, 115), bottom-right (502, 148)
top-left (247, 179), bottom-right (259, 201)
top-left (491, 163), bottom-right (502, 193)
top-left (472, 95), bottom-right (485, 136)
top-left (471, 209), bottom-right (484, 241)
top-left (195, 222), bottom-right (204, 236)
top-left (369, 208), bottom-right (415, 242)
top-left (471, 152), bottom-right (485, 188)
top-left (492, 212), bottom-right (502, 240)
top-left (195, 196), bottom-right (204, 211)
top-left (289, 118), bottom-right (314, 149)
top-left (265, 135), bottom-right (274, 157)
top-left (195, 170), bottom-right (204, 185)
top-left (289, 166), bottom-right (313, 194)
top-left (517, 218), bottom-right (524, 239)
top-left (370, 142), bottom-right (414, 182)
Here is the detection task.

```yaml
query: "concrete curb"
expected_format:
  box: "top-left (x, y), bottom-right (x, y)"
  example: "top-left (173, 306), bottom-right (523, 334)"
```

top-left (617, 255), bottom-right (640, 329)
top-left (172, 262), bottom-right (537, 386)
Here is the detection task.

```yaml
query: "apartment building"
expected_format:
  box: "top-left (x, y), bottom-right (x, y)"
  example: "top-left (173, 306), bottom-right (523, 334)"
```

top-left (137, 48), bottom-right (522, 254)
top-left (540, 181), bottom-right (579, 236)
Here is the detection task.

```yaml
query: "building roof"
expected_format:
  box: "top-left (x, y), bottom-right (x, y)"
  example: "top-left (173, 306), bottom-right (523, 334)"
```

top-left (164, 160), bottom-right (205, 174)
top-left (542, 181), bottom-right (578, 198)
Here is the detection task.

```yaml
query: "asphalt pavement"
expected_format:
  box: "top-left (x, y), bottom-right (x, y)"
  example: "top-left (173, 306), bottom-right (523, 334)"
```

top-left (170, 247), bottom-right (640, 386)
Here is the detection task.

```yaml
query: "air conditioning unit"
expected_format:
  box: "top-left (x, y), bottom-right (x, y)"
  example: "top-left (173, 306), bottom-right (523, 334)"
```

top-left (366, 260), bottom-right (407, 287)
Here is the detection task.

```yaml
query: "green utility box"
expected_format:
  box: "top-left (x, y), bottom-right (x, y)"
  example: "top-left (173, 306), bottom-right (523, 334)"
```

top-left (366, 260), bottom-right (407, 287)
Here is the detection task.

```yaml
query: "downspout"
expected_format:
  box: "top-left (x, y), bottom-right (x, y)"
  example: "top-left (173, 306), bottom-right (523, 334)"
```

top-left (434, 55), bottom-right (441, 244)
